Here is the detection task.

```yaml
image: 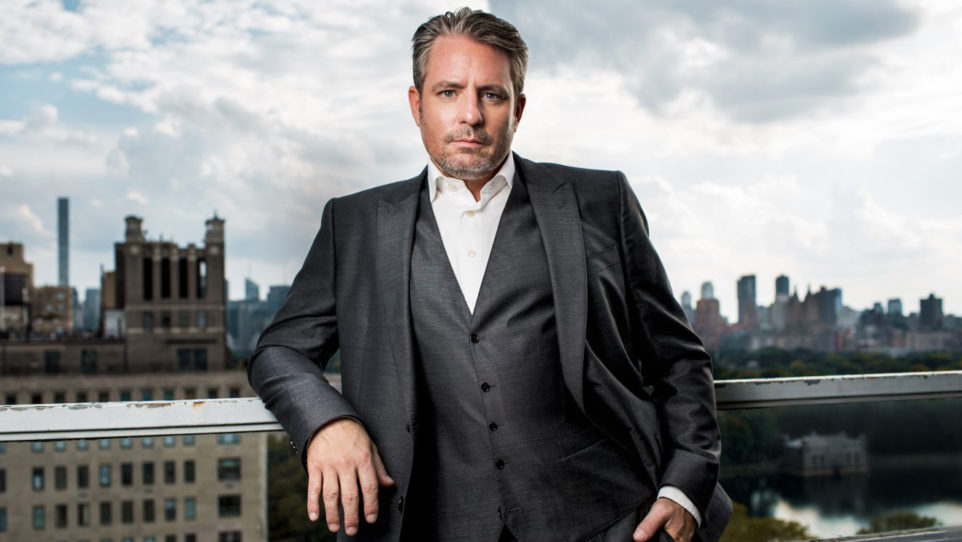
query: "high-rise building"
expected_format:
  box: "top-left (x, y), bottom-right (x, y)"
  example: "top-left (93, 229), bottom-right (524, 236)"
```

top-left (244, 278), bottom-right (260, 302)
top-left (84, 287), bottom-right (101, 332)
top-left (700, 281), bottom-right (714, 301)
top-left (775, 275), bottom-right (790, 299)
top-left (694, 297), bottom-right (726, 351)
top-left (887, 298), bottom-right (903, 317)
top-left (813, 287), bottom-right (842, 326)
top-left (1, 242), bottom-right (33, 335)
top-left (58, 197), bottom-right (69, 287)
top-left (737, 275), bottom-right (758, 330)
top-left (680, 291), bottom-right (695, 325)
top-left (920, 294), bottom-right (944, 330)
top-left (264, 285), bottom-right (291, 316)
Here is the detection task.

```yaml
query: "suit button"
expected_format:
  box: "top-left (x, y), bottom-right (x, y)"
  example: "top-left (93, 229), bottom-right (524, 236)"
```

top-left (488, 422), bottom-right (498, 432)
top-left (398, 497), bottom-right (404, 513)
top-left (470, 333), bottom-right (479, 343)
top-left (480, 382), bottom-right (491, 392)
top-left (495, 459), bottom-right (505, 470)
top-left (405, 424), bottom-right (411, 433)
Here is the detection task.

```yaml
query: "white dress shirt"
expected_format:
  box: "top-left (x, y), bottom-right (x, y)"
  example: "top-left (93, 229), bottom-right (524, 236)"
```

top-left (426, 155), bottom-right (702, 526)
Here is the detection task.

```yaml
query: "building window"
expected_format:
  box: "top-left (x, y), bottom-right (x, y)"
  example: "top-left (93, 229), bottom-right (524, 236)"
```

top-left (185, 387), bottom-right (196, 399)
top-left (32, 467), bottom-right (44, 490)
top-left (99, 464), bottom-right (111, 487)
top-left (207, 387), bottom-right (219, 398)
top-left (183, 435), bottom-right (195, 446)
top-left (32, 505), bottom-right (44, 530)
top-left (121, 463), bottom-right (133, 486)
top-left (164, 497), bottom-right (176, 521)
top-left (144, 311), bottom-right (154, 332)
top-left (184, 460), bottom-right (195, 483)
top-left (142, 437), bottom-right (154, 448)
top-left (0, 469), bottom-right (5, 492)
top-left (229, 387), bottom-right (240, 398)
top-left (56, 503), bottom-right (67, 528)
top-left (198, 310), bottom-right (207, 330)
top-left (76, 391), bottom-right (89, 402)
top-left (120, 389), bottom-right (131, 401)
top-left (143, 462), bottom-right (155, 485)
top-left (218, 495), bottom-right (241, 517)
top-left (77, 502), bottom-right (90, 526)
top-left (194, 349), bottom-right (207, 370)
top-left (217, 433), bottom-right (241, 445)
top-left (54, 391), bottom-right (66, 403)
top-left (77, 439), bottom-right (89, 451)
top-left (218, 531), bottom-right (242, 542)
top-left (100, 501), bottom-right (112, 525)
top-left (167, 535), bottom-right (177, 542)
top-left (161, 311), bottom-right (171, 329)
top-left (186, 535), bottom-right (196, 542)
top-left (143, 499), bottom-right (155, 523)
top-left (217, 458), bottom-right (241, 481)
top-left (164, 461), bottom-right (176, 484)
top-left (55, 466), bottom-right (67, 489)
top-left (144, 257), bottom-right (154, 301)
top-left (4, 393), bottom-right (15, 405)
top-left (163, 436), bottom-right (176, 447)
top-left (162, 388), bottom-right (174, 400)
top-left (197, 258), bottom-right (207, 299)
top-left (31, 392), bottom-right (43, 404)
top-left (121, 500), bottom-right (134, 524)
top-left (161, 257), bottom-right (171, 299)
top-left (81, 349), bottom-right (98, 373)
top-left (98, 390), bottom-right (110, 402)
top-left (142, 389), bottom-right (154, 401)
top-left (44, 350), bottom-right (61, 374)
top-left (32, 441), bottom-right (44, 452)
top-left (184, 497), bottom-right (196, 520)
top-left (54, 440), bottom-right (66, 451)
top-left (179, 310), bottom-right (190, 328)
top-left (77, 465), bottom-right (89, 488)
top-left (0, 507), bottom-right (6, 532)
top-left (179, 258), bottom-right (189, 298)
top-left (121, 437), bottom-right (132, 449)
top-left (99, 438), bottom-right (111, 450)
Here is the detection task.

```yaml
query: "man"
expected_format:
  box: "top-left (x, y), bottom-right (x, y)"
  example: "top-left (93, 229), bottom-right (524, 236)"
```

top-left (250, 7), bottom-right (730, 542)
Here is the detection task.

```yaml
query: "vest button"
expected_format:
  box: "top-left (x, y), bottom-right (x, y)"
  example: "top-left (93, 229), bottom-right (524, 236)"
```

top-left (480, 382), bottom-right (491, 392)
top-left (495, 459), bottom-right (505, 470)
top-left (398, 497), bottom-right (404, 512)
top-left (470, 333), bottom-right (479, 343)
top-left (488, 422), bottom-right (498, 432)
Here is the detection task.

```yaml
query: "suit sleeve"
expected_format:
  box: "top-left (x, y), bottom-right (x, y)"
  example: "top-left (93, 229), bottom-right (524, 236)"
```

top-left (247, 198), bottom-right (360, 464)
top-left (616, 173), bottom-right (721, 517)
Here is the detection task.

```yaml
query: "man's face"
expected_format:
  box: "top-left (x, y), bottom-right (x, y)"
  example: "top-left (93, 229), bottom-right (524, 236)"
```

top-left (409, 35), bottom-right (525, 182)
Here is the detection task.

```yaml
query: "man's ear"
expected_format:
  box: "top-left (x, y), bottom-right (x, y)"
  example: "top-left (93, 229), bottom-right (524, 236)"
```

top-left (408, 86), bottom-right (422, 127)
top-left (514, 93), bottom-right (526, 126)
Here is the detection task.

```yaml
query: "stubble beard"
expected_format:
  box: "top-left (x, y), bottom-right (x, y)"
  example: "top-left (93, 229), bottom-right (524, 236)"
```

top-left (422, 112), bottom-right (513, 182)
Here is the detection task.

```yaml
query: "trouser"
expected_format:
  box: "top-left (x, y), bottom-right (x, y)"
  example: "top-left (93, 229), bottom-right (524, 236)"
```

top-left (497, 503), bottom-right (677, 542)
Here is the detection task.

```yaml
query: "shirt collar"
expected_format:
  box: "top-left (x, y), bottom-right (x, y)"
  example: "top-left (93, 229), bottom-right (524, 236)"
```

top-left (428, 153), bottom-right (515, 202)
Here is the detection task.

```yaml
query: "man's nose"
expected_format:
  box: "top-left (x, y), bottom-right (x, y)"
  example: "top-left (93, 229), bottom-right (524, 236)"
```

top-left (459, 93), bottom-right (483, 126)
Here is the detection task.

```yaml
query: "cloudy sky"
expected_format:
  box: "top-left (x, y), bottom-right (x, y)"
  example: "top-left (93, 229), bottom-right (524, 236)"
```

top-left (1, 0), bottom-right (960, 317)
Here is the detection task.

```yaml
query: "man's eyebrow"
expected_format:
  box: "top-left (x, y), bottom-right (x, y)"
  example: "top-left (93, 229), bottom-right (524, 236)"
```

top-left (477, 84), bottom-right (509, 94)
top-left (431, 81), bottom-right (465, 91)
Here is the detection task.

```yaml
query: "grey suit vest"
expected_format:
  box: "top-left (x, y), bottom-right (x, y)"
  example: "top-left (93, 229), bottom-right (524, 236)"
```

top-left (404, 174), bottom-right (648, 541)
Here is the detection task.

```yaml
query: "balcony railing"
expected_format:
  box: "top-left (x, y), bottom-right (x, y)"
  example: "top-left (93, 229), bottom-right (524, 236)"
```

top-left (1, 370), bottom-right (961, 541)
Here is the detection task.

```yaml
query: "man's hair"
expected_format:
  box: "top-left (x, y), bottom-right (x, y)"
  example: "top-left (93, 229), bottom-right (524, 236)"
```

top-left (412, 7), bottom-right (528, 97)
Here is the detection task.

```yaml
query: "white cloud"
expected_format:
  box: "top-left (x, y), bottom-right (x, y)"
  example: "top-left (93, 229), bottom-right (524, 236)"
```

top-left (126, 191), bottom-right (149, 206)
top-left (16, 204), bottom-right (46, 234)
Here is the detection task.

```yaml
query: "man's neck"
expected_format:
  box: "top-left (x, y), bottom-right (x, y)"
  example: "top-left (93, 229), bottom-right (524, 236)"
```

top-left (432, 154), bottom-right (512, 202)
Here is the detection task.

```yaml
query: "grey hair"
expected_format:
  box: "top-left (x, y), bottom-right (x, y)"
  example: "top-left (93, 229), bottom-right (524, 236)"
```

top-left (412, 7), bottom-right (528, 97)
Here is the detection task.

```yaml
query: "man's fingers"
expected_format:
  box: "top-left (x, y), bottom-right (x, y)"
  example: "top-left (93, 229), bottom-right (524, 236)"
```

top-left (633, 501), bottom-right (671, 542)
top-left (340, 467), bottom-right (361, 536)
top-left (357, 460), bottom-right (381, 524)
top-left (373, 445), bottom-right (395, 486)
top-left (321, 468), bottom-right (341, 532)
top-left (306, 469), bottom-right (322, 521)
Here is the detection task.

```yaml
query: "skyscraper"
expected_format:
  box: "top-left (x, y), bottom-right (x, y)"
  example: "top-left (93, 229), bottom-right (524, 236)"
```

top-left (57, 197), bottom-right (69, 287)
top-left (700, 281), bottom-right (714, 300)
top-left (920, 294), bottom-right (943, 330)
top-left (244, 278), bottom-right (260, 302)
top-left (737, 274), bottom-right (758, 330)
top-left (887, 298), bottom-right (903, 316)
top-left (775, 275), bottom-right (790, 298)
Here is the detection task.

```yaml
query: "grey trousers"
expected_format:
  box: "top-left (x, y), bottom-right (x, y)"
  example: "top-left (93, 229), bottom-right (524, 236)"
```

top-left (497, 504), bottom-right (676, 542)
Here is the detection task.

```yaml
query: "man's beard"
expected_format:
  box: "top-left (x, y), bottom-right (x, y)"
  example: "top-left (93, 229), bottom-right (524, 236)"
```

top-left (427, 124), bottom-right (512, 181)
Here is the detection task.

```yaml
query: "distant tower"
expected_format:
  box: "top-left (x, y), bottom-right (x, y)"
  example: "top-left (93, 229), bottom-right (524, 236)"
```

top-left (887, 298), bottom-right (903, 316)
top-left (775, 275), bottom-right (790, 299)
top-left (737, 275), bottom-right (758, 330)
top-left (700, 281), bottom-right (714, 300)
top-left (920, 294), bottom-right (943, 330)
top-left (680, 291), bottom-right (695, 325)
top-left (244, 278), bottom-right (260, 302)
top-left (58, 197), bottom-right (69, 286)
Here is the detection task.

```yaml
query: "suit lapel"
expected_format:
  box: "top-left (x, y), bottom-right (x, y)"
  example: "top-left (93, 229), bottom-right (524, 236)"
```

top-left (376, 172), bottom-right (424, 423)
top-left (517, 155), bottom-right (588, 412)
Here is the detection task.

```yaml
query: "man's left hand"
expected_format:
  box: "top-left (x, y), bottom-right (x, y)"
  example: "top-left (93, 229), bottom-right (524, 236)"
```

top-left (633, 497), bottom-right (697, 542)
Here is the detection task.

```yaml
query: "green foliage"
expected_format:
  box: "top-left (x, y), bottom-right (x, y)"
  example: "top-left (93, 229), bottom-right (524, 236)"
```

top-left (715, 349), bottom-right (962, 380)
top-left (268, 434), bottom-right (336, 541)
top-left (857, 510), bottom-right (940, 534)
top-left (720, 502), bottom-right (811, 542)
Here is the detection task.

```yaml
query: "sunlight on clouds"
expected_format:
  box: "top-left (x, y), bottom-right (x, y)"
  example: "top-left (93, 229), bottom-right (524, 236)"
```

top-left (126, 190), bottom-right (149, 206)
top-left (16, 204), bottom-right (46, 235)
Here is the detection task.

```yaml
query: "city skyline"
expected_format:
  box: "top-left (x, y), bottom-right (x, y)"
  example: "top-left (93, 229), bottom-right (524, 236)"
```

top-left (1, 1), bottom-right (961, 315)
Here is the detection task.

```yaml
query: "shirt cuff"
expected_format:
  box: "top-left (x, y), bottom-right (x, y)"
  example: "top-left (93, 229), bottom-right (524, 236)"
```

top-left (657, 485), bottom-right (702, 527)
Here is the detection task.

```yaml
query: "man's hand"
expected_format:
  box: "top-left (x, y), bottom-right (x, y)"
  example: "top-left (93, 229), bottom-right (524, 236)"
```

top-left (306, 418), bottom-right (394, 536)
top-left (633, 497), bottom-right (697, 542)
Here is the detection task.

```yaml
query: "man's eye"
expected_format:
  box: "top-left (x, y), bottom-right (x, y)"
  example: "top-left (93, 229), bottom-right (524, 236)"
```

top-left (483, 92), bottom-right (503, 101)
top-left (440, 90), bottom-right (455, 98)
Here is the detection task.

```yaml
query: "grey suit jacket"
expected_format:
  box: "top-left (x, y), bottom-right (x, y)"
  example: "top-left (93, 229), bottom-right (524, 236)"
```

top-left (249, 153), bottom-right (730, 540)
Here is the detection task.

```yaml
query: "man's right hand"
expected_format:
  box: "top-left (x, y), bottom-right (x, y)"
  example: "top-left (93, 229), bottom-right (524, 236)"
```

top-left (306, 418), bottom-right (395, 536)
